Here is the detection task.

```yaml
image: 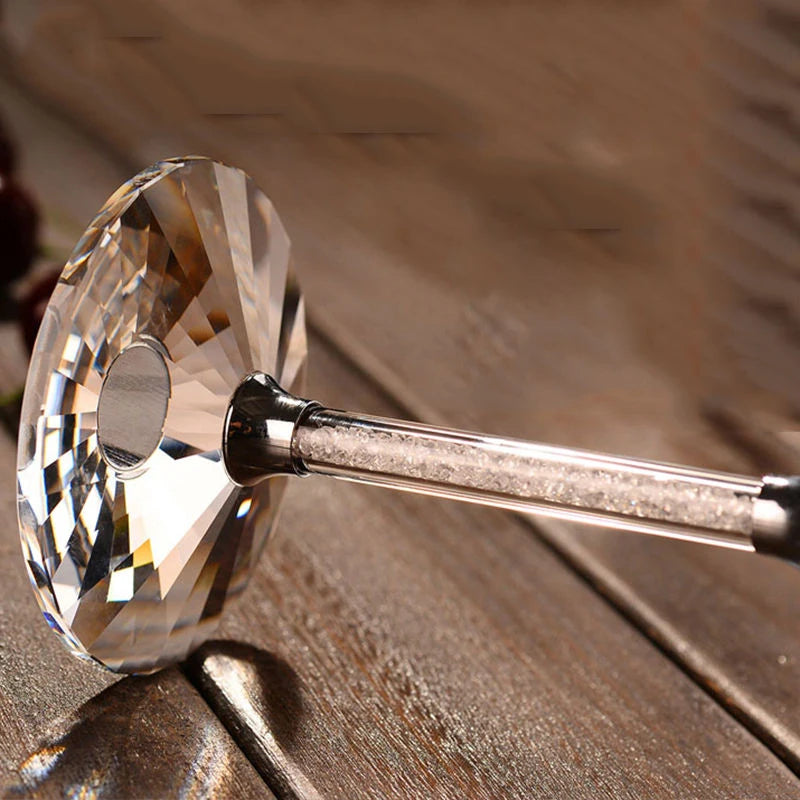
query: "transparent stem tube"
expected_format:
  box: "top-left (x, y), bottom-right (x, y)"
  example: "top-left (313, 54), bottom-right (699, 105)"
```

top-left (293, 409), bottom-right (763, 552)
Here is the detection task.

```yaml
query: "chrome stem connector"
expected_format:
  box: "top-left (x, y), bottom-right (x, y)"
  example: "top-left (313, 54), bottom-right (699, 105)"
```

top-left (223, 373), bottom-right (319, 485)
top-left (752, 477), bottom-right (800, 562)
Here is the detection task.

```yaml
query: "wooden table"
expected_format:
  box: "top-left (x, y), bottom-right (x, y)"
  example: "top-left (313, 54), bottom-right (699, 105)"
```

top-left (1, 1), bottom-right (799, 797)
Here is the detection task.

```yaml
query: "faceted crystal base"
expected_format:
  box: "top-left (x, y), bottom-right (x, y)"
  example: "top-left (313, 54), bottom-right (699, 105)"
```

top-left (17, 157), bottom-right (307, 673)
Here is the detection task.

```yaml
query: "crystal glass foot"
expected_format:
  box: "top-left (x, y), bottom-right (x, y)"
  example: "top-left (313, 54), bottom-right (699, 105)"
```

top-left (17, 157), bottom-right (800, 675)
top-left (17, 157), bottom-right (306, 673)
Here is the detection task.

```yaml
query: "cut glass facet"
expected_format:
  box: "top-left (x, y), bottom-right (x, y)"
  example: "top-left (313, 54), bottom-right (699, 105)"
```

top-left (17, 157), bottom-right (307, 673)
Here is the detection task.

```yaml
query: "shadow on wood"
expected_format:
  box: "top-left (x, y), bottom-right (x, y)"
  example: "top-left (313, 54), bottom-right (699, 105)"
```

top-left (185, 640), bottom-right (318, 799)
top-left (4, 668), bottom-right (270, 798)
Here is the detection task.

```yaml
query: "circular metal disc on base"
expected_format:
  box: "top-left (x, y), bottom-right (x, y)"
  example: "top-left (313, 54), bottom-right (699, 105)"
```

top-left (17, 157), bottom-right (307, 673)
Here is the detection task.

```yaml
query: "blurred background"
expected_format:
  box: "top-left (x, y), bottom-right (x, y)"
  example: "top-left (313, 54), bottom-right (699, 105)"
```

top-left (1, 1), bottom-right (800, 794)
top-left (0, 0), bottom-right (797, 469)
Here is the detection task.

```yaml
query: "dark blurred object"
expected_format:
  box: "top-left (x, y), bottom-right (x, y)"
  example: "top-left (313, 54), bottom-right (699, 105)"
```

top-left (0, 111), bottom-right (45, 436)
top-left (0, 116), bottom-right (16, 176)
top-left (0, 386), bottom-right (22, 440)
top-left (0, 108), bottom-right (38, 286)
top-left (0, 177), bottom-right (38, 285)
top-left (18, 268), bottom-right (58, 352)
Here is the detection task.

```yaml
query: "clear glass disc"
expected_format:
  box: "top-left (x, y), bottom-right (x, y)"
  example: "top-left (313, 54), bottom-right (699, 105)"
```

top-left (17, 157), bottom-right (307, 673)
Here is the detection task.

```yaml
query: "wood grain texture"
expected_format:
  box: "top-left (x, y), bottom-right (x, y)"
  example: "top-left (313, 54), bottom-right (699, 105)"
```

top-left (3, 1), bottom-right (800, 796)
top-left (187, 334), bottom-right (800, 799)
top-left (0, 71), bottom-right (272, 800)
top-left (0, 425), bottom-right (272, 798)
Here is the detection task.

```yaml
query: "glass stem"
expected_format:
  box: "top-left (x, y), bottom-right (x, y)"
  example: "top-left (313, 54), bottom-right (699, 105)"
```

top-left (225, 375), bottom-right (800, 562)
top-left (292, 408), bottom-right (763, 552)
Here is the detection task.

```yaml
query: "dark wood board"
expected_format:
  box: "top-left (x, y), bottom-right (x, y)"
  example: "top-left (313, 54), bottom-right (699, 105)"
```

top-left (257, 2), bottom-right (800, 770)
top-left (0, 66), bottom-right (273, 800)
top-left (3, 1), bottom-right (800, 795)
top-left (0, 429), bottom-right (273, 798)
top-left (3, 85), bottom-right (799, 800)
top-left (187, 333), bottom-right (800, 798)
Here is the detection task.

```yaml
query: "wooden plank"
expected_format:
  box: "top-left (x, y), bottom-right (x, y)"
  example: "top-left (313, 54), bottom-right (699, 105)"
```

top-left (267, 1), bottom-right (800, 770)
top-left (185, 333), bottom-right (800, 798)
top-left (0, 78), bottom-right (273, 800)
top-left (5, 0), bottom-right (800, 791)
top-left (0, 421), bottom-right (272, 796)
